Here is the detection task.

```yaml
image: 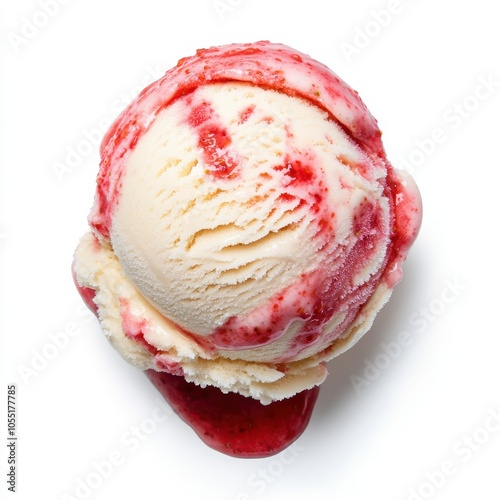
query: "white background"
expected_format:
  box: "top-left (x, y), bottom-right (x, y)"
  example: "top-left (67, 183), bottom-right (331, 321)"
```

top-left (1, 1), bottom-right (499, 499)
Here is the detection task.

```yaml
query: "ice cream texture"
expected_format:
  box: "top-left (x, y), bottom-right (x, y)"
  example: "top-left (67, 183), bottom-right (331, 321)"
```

top-left (73, 41), bottom-right (421, 456)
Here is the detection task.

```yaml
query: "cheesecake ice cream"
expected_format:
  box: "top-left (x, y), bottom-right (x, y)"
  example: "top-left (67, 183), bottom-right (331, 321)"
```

top-left (73, 42), bottom-right (421, 414)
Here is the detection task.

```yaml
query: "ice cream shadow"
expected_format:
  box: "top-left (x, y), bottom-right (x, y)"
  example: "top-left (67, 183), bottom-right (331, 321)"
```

top-left (312, 253), bottom-right (425, 424)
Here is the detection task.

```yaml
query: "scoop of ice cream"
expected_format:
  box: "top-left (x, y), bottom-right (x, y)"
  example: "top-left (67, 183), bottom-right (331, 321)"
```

top-left (73, 41), bottom-right (421, 403)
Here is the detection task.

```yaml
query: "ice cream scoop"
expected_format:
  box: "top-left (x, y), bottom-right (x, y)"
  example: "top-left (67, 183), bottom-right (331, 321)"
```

top-left (73, 41), bottom-right (422, 457)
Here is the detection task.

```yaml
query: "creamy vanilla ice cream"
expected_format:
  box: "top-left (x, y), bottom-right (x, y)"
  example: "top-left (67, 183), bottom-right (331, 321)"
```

top-left (73, 41), bottom-right (422, 404)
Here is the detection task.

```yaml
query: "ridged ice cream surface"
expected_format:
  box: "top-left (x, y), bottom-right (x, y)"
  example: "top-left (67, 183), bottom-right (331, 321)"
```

top-left (112, 82), bottom-right (386, 339)
top-left (73, 41), bottom-right (422, 402)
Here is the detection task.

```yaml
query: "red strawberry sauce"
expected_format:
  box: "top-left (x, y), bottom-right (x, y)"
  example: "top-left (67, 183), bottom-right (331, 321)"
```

top-left (147, 369), bottom-right (319, 458)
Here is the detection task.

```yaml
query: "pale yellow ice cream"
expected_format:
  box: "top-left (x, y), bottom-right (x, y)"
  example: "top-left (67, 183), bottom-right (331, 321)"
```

top-left (73, 42), bottom-right (421, 403)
